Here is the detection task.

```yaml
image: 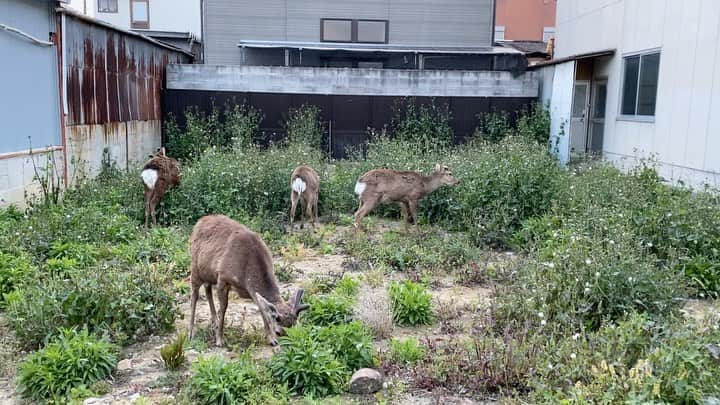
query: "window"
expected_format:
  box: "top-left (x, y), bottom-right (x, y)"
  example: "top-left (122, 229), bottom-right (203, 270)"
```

top-left (495, 26), bottom-right (505, 41)
top-left (621, 51), bottom-right (660, 116)
top-left (322, 19), bottom-right (352, 42)
top-left (98, 0), bottom-right (118, 13)
top-left (131, 0), bottom-right (150, 29)
top-left (357, 20), bottom-right (387, 43)
top-left (543, 27), bottom-right (555, 42)
top-left (321, 19), bottom-right (388, 43)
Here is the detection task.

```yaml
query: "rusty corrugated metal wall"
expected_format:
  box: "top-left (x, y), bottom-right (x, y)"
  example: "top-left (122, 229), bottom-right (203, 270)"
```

top-left (64, 14), bottom-right (189, 125)
top-left (61, 12), bottom-right (191, 180)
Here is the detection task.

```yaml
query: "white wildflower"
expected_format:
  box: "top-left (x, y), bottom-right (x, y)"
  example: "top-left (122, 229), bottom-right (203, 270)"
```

top-left (570, 353), bottom-right (576, 359)
top-left (585, 259), bottom-right (592, 265)
top-left (572, 333), bottom-right (580, 341)
top-left (584, 287), bottom-right (591, 294)
top-left (541, 320), bottom-right (547, 326)
top-left (595, 272), bottom-right (600, 278)
top-left (538, 312), bottom-right (545, 318)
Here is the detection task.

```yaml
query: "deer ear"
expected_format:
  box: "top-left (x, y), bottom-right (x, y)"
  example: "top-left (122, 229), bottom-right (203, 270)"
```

top-left (434, 163), bottom-right (441, 172)
top-left (256, 293), bottom-right (278, 316)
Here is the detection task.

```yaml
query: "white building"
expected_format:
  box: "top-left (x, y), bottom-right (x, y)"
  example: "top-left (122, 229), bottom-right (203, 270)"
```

top-left (67, 0), bottom-right (201, 57)
top-left (538, 0), bottom-right (720, 188)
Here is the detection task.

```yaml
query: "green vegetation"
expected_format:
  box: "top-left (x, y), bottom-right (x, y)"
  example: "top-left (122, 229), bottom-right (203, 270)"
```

top-left (388, 337), bottom-right (427, 365)
top-left (388, 281), bottom-right (434, 326)
top-left (161, 333), bottom-right (187, 371)
top-left (17, 328), bottom-right (117, 402)
top-left (2, 100), bottom-right (720, 403)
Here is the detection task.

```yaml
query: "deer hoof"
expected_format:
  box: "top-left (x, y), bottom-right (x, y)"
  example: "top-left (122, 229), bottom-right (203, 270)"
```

top-left (215, 337), bottom-right (225, 347)
top-left (267, 336), bottom-right (279, 346)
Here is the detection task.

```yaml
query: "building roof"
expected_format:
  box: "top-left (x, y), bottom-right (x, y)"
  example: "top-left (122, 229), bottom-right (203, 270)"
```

top-left (132, 29), bottom-right (200, 43)
top-left (529, 49), bottom-right (616, 69)
top-left (499, 40), bottom-right (549, 56)
top-left (237, 40), bottom-right (523, 55)
top-left (56, 6), bottom-right (195, 58)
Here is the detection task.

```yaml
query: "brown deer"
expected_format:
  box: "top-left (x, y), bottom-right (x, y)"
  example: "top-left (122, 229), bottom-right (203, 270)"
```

top-left (353, 164), bottom-right (459, 233)
top-left (289, 165), bottom-right (320, 229)
top-left (187, 214), bottom-right (311, 347)
top-left (140, 147), bottom-right (180, 227)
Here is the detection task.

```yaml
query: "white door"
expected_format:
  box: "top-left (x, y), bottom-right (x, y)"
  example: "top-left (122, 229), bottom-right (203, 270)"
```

top-left (569, 81), bottom-right (590, 156)
top-left (588, 80), bottom-right (607, 154)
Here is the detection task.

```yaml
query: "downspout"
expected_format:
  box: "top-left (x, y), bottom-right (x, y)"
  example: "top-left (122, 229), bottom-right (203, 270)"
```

top-left (55, 11), bottom-right (70, 188)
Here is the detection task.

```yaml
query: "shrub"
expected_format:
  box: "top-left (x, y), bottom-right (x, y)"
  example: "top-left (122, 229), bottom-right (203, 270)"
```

top-left (224, 102), bottom-right (264, 149)
top-left (269, 326), bottom-right (347, 397)
top-left (475, 111), bottom-right (511, 142)
top-left (301, 294), bottom-right (353, 326)
top-left (516, 103), bottom-right (551, 145)
top-left (389, 337), bottom-right (426, 365)
top-left (315, 321), bottom-right (377, 371)
top-left (0, 251), bottom-right (34, 305)
top-left (6, 263), bottom-right (177, 349)
top-left (17, 328), bottom-right (117, 402)
top-left (286, 104), bottom-right (324, 151)
top-left (48, 240), bottom-right (99, 268)
top-left (497, 226), bottom-right (682, 331)
top-left (160, 333), bottom-right (187, 370)
top-left (391, 98), bottom-right (454, 153)
top-left (333, 274), bottom-right (360, 298)
top-left (388, 281), bottom-right (434, 326)
top-left (189, 354), bottom-right (288, 405)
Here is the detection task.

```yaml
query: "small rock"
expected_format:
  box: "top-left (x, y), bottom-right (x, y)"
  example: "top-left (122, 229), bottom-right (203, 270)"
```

top-left (707, 344), bottom-right (720, 360)
top-left (117, 359), bottom-right (133, 371)
top-left (348, 368), bottom-right (383, 394)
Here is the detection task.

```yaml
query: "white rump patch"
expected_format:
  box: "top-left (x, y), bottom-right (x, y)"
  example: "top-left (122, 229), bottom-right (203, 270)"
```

top-left (141, 169), bottom-right (158, 189)
top-left (354, 181), bottom-right (366, 196)
top-left (292, 177), bottom-right (307, 193)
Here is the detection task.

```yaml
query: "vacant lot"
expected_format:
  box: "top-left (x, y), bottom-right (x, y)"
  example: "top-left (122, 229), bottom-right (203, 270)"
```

top-left (1, 106), bottom-right (719, 404)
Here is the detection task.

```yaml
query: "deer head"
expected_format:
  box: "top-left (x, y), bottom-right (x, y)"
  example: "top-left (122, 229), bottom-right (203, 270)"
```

top-left (255, 289), bottom-right (310, 337)
top-left (433, 163), bottom-right (460, 186)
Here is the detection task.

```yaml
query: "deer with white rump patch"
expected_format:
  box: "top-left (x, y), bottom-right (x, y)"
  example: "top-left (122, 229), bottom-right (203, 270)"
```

top-left (188, 214), bottom-right (311, 347)
top-left (353, 164), bottom-right (459, 233)
top-left (289, 165), bottom-right (320, 228)
top-left (140, 147), bottom-right (180, 227)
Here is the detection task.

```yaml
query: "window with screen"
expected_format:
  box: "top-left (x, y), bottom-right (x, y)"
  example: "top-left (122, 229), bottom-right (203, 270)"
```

top-left (98, 0), bottom-right (118, 13)
top-left (321, 19), bottom-right (388, 43)
top-left (322, 19), bottom-right (352, 42)
top-left (621, 51), bottom-right (660, 117)
top-left (131, 0), bottom-right (150, 29)
top-left (357, 20), bottom-right (387, 43)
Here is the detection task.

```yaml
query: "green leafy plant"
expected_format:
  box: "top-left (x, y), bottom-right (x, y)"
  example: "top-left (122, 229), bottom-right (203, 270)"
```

top-left (301, 294), bottom-right (353, 326)
top-left (0, 251), bottom-right (34, 305)
top-left (388, 280), bottom-right (434, 326)
top-left (17, 328), bottom-right (117, 402)
top-left (160, 333), bottom-right (187, 370)
top-left (391, 98), bottom-right (453, 153)
top-left (6, 263), bottom-right (177, 349)
top-left (188, 354), bottom-right (288, 405)
top-left (269, 326), bottom-right (347, 398)
top-left (285, 104), bottom-right (324, 151)
top-left (389, 337), bottom-right (427, 365)
top-left (315, 321), bottom-right (377, 371)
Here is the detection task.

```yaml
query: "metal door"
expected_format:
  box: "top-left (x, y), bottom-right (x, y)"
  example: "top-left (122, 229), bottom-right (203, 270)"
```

top-left (569, 81), bottom-right (590, 156)
top-left (588, 80), bottom-right (607, 154)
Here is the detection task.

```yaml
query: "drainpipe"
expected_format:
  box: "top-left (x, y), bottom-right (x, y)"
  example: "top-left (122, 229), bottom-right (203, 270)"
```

top-left (55, 11), bottom-right (70, 188)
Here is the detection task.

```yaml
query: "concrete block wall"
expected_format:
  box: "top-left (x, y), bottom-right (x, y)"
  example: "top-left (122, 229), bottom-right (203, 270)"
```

top-left (0, 148), bottom-right (65, 208)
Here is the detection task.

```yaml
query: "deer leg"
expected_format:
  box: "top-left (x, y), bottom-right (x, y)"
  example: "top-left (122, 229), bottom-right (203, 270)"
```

top-left (353, 196), bottom-right (379, 234)
top-left (149, 191), bottom-right (159, 227)
top-left (143, 189), bottom-right (152, 228)
top-left (205, 284), bottom-right (217, 329)
top-left (290, 191), bottom-right (299, 228)
top-left (188, 280), bottom-right (201, 340)
top-left (215, 283), bottom-right (230, 347)
top-left (305, 194), bottom-right (315, 228)
top-left (399, 202), bottom-right (410, 234)
top-left (313, 196), bottom-right (319, 225)
top-left (408, 200), bottom-right (419, 233)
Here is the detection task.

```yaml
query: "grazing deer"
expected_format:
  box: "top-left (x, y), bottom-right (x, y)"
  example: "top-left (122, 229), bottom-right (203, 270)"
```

top-left (353, 164), bottom-right (459, 233)
top-left (140, 147), bottom-right (180, 227)
top-left (289, 165), bottom-right (320, 229)
top-left (188, 214), bottom-right (311, 347)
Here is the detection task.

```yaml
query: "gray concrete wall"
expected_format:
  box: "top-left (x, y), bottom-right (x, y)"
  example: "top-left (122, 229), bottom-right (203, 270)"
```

top-left (0, 0), bottom-right (61, 153)
top-left (167, 65), bottom-right (538, 98)
top-left (204, 0), bottom-right (494, 65)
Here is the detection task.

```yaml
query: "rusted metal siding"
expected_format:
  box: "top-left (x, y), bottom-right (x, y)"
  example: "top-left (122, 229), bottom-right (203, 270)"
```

top-left (63, 14), bottom-right (190, 126)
